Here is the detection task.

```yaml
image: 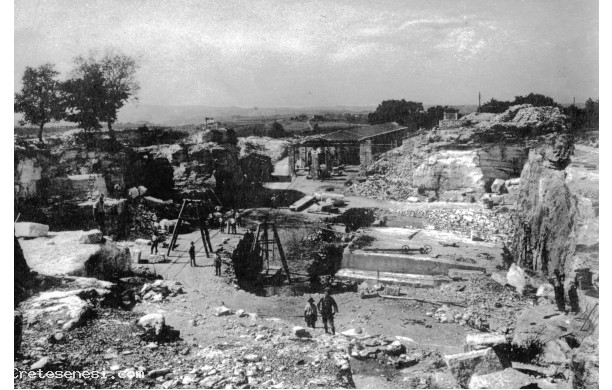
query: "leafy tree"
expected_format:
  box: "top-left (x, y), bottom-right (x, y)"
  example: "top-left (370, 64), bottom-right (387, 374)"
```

top-left (14, 64), bottom-right (65, 143)
top-left (62, 65), bottom-right (106, 132)
top-left (368, 99), bottom-right (424, 126)
top-left (479, 98), bottom-right (511, 113)
top-left (70, 50), bottom-right (139, 138)
top-left (267, 121), bottom-right (286, 138)
top-left (512, 93), bottom-right (559, 107)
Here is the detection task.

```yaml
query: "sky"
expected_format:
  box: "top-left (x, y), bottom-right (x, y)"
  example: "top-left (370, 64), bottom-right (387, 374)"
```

top-left (14, 0), bottom-right (599, 107)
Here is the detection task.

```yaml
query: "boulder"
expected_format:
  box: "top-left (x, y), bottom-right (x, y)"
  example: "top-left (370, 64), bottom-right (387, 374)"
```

top-left (536, 283), bottom-right (555, 303)
top-left (128, 187), bottom-right (140, 199)
top-left (22, 289), bottom-right (97, 331)
top-left (491, 179), bottom-right (506, 194)
top-left (235, 309), bottom-right (247, 317)
top-left (571, 335), bottom-right (599, 388)
top-left (292, 326), bottom-right (312, 338)
top-left (30, 357), bottom-right (51, 370)
top-left (386, 340), bottom-right (406, 356)
top-left (444, 347), bottom-right (506, 388)
top-left (491, 272), bottom-right (507, 286)
top-left (137, 313), bottom-right (166, 339)
top-left (465, 333), bottom-right (508, 351)
top-left (78, 229), bottom-right (103, 244)
top-left (506, 264), bottom-right (527, 294)
top-left (468, 368), bottom-right (535, 389)
top-left (15, 222), bottom-right (49, 238)
top-left (505, 178), bottom-right (521, 187)
top-left (212, 306), bottom-right (232, 317)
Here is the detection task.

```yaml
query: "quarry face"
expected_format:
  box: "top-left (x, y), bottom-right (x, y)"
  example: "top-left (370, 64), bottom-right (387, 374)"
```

top-left (14, 106), bottom-right (599, 389)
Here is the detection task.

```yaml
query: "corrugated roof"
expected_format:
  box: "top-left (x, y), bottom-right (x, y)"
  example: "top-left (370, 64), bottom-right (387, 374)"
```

top-left (318, 122), bottom-right (407, 142)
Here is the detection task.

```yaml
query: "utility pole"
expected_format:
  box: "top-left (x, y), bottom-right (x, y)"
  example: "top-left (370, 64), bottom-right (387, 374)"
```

top-left (478, 92), bottom-right (481, 112)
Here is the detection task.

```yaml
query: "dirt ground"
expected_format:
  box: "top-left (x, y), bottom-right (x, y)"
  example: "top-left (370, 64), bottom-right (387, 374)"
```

top-left (135, 209), bottom-right (484, 388)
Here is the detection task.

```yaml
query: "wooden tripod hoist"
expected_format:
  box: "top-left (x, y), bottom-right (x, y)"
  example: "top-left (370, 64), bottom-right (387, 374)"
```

top-left (251, 219), bottom-right (292, 284)
top-left (166, 199), bottom-right (214, 257)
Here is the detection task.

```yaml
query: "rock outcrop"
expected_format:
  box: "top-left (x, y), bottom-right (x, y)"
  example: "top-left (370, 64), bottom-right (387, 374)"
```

top-left (511, 134), bottom-right (599, 277)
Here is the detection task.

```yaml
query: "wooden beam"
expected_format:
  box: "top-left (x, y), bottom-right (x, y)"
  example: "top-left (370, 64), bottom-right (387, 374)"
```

top-left (271, 224), bottom-right (291, 284)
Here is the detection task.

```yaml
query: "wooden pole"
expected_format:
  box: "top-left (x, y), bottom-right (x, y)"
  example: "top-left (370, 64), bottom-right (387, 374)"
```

top-left (167, 199), bottom-right (187, 256)
top-left (195, 203), bottom-right (210, 257)
top-left (271, 224), bottom-right (291, 284)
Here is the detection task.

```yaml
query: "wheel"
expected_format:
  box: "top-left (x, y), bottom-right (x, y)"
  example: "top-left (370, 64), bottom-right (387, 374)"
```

top-left (420, 245), bottom-right (432, 254)
top-left (401, 245), bottom-right (410, 254)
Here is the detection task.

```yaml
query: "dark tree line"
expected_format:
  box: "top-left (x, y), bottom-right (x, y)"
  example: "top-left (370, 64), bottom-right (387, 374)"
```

top-left (14, 49), bottom-right (139, 142)
top-left (368, 99), bottom-right (457, 129)
top-left (370, 94), bottom-right (598, 132)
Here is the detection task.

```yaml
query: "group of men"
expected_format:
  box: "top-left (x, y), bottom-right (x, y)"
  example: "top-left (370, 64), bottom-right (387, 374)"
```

top-left (552, 269), bottom-right (580, 314)
top-left (303, 288), bottom-right (339, 335)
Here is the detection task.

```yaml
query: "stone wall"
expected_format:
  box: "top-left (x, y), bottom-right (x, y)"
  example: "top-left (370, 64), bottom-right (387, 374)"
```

top-left (390, 207), bottom-right (517, 243)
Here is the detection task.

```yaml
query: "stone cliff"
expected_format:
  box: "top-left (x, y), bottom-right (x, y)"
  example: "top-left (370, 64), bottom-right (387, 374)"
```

top-left (511, 134), bottom-right (599, 279)
top-left (350, 105), bottom-right (569, 203)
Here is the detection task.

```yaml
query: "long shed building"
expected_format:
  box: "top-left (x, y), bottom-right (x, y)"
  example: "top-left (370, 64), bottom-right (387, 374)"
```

top-left (287, 122), bottom-right (410, 178)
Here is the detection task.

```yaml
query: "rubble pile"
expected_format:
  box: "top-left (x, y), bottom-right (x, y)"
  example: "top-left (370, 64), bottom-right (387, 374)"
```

top-left (126, 198), bottom-right (180, 240)
top-left (348, 105), bottom-right (568, 203)
top-left (15, 305), bottom-right (355, 389)
top-left (137, 280), bottom-right (185, 303)
top-left (388, 207), bottom-right (517, 243)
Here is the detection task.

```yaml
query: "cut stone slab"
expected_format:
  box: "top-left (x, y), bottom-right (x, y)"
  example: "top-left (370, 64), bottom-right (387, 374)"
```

top-left (468, 368), bottom-right (535, 389)
top-left (444, 347), bottom-right (506, 388)
top-left (78, 229), bottom-right (103, 244)
top-left (19, 231), bottom-right (131, 276)
top-left (465, 333), bottom-right (508, 351)
top-left (212, 306), bottom-right (232, 317)
top-left (491, 178), bottom-right (506, 194)
top-left (15, 222), bottom-right (49, 238)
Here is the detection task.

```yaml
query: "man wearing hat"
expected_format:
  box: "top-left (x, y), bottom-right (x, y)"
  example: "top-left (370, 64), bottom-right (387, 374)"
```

top-left (317, 288), bottom-right (339, 335)
top-left (304, 297), bottom-right (318, 329)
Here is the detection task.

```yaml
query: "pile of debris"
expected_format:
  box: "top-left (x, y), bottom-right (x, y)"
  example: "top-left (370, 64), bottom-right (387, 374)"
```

top-left (388, 207), bottom-right (517, 243)
top-left (137, 280), bottom-right (185, 303)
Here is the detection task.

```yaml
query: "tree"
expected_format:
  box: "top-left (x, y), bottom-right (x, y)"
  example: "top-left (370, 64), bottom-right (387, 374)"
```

top-left (479, 98), bottom-right (511, 113)
top-left (512, 93), bottom-right (559, 107)
top-left (71, 50), bottom-right (140, 138)
top-left (14, 64), bottom-right (65, 143)
top-left (267, 121), bottom-right (286, 138)
top-left (368, 99), bottom-right (424, 126)
top-left (62, 65), bottom-right (106, 132)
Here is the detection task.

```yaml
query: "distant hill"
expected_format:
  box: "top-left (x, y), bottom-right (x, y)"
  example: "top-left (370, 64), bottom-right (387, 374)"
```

top-left (115, 104), bottom-right (378, 126)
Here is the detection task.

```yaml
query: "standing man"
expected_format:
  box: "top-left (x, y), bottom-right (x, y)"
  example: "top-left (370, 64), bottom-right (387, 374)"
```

top-left (189, 242), bottom-right (196, 267)
top-left (151, 231), bottom-right (159, 255)
top-left (219, 215), bottom-right (225, 233)
top-left (568, 282), bottom-right (580, 313)
top-left (304, 297), bottom-right (318, 329)
top-left (317, 288), bottom-right (339, 335)
top-left (92, 194), bottom-right (106, 235)
top-left (214, 250), bottom-right (222, 276)
top-left (553, 278), bottom-right (565, 313)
